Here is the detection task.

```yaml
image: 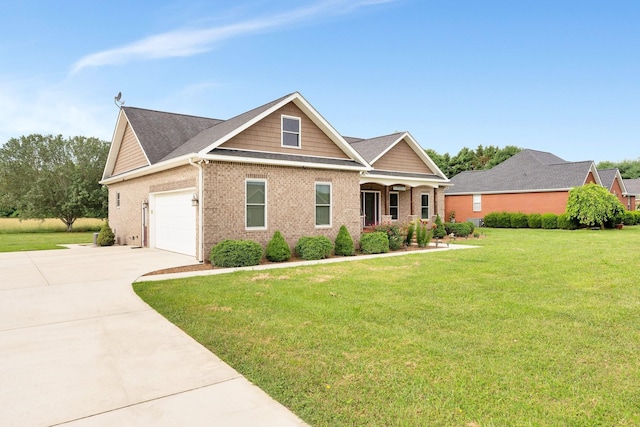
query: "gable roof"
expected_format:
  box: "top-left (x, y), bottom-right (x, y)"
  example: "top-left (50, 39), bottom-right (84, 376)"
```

top-left (597, 168), bottom-right (628, 194)
top-left (623, 178), bottom-right (640, 196)
top-left (102, 92), bottom-right (370, 182)
top-left (446, 149), bottom-right (601, 194)
top-left (347, 132), bottom-right (449, 182)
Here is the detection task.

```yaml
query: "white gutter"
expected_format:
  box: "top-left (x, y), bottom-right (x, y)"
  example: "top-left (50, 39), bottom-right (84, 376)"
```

top-left (189, 157), bottom-right (205, 263)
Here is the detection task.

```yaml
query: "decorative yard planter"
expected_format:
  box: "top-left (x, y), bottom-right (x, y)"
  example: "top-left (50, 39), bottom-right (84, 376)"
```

top-left (615, 223), bottom-right (624, 230)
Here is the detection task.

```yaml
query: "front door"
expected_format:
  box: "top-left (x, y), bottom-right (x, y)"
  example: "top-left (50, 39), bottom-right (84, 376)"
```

top-left (361, 191), bottom-right (380, 227)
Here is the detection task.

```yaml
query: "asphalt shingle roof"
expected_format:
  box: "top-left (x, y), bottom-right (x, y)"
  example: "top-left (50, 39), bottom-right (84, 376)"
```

top-left (347, 132), bottom-right (404, 164)
top-left (445, 149), bottom-right (595, 194)
top-left (209, 148), bottom-right (365, 168)
top-left (623, 178), bottom-right (640, 195)
top-left (122, 107), bottom-right (222, 164)
top-left (597, 168), bottom-right (618, 190)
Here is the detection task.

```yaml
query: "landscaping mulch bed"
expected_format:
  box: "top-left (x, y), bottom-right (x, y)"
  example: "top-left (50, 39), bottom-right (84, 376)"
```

top-left (143, 237), bottom-right (477, 276)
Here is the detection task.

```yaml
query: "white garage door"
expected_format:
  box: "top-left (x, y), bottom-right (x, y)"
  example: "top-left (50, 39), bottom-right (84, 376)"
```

top-left (152, 190), bottom-right (196, 257)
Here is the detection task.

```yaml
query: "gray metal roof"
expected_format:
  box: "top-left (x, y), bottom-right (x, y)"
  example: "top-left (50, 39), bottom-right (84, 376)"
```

top-left (445, 149), bottom-right (595, 194)
top-left (122, 107), bottom-right (222, 164)
top-left (347, 132), bottom-right (404, 163)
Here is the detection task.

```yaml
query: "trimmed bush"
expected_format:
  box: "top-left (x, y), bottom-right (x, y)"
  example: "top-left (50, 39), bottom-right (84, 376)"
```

top-left (374, 222), bottom-right (405, 251)
top-left (433, 214), bottom-right (447, 239)
top-left (466, 221), bottom-right (475, 235)
top-left (265, 231), bottom-right (291, 262)
top-left (632, 210), bottom-right (640, 225)
top-left (211, 239), bottom-right (263, 267)
top-left (510, 212), bottom-right (529, 228)
top-left (334, 225), bottom-right (355, 256)
top-left (541, 213), bottom-right (558, 229)
top-left (557, 213), bottom-right (577, 230)
top-left (496, 212), bottom-right (511, 228)
top-left (415, 221), bottom-right (432, 248)
top-left (295, 236), bottom-right (333, 260)
top-left (360, 231), bottom-right (389, 254)
top-left (96, 220), bottom-right (115, 246)
top-left (623, 210), bottom-right (636, 226)
top-left (528, 213), bottom-right (542, 229)
top-left (483, 212), bottom-right (499, 228)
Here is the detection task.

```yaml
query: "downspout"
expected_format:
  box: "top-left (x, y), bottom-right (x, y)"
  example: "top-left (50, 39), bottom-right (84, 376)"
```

top-left (189, 158), bottom-right (204, 262)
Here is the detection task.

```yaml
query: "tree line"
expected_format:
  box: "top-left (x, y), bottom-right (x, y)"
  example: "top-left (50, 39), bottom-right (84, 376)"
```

top-left (0, 134), bottom-right (109, 230)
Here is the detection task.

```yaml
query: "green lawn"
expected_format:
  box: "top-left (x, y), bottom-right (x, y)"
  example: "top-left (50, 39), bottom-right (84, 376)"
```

top-left (135, 228), bottom-right (640, 426)
top-left (0, 232), bottom-right (96, 252)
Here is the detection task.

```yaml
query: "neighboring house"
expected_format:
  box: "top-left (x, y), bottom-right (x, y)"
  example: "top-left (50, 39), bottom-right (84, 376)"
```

top-left (622, 178), bottom-right (640, 210)
top-left (598, 168), bottom-right (634, 210)
top-left (100, 92), bottom-right (450, 261)
top-left (444, 149), bottom-right (603, 223)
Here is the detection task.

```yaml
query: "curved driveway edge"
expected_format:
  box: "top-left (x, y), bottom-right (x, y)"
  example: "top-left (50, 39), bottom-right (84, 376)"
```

top-left (0, 245), bottom-right (307, 426)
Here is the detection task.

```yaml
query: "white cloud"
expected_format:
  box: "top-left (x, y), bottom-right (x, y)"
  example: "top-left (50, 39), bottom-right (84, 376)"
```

top-left (71, 0), bottom-right (395, 74)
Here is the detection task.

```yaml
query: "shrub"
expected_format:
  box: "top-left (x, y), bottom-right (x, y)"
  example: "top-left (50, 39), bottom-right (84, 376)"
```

top-left (557, 213), bottom-right (578, 230)
top-left (446, 222), bottom-right (473, 237)
top-left (510, 212), bottom-right (529, 228)
top-left (334, 225), bottom-right (355, 256)
top-left (566, 183), bottom-right (625, 228)
top-left (265, 231), bottom-right (291, 262)
top-left (483, 212), bottom-right (499, 228)
top-left (374, 222), bottom-right (405, 251)
top-left (466, 221), bottom-right (475, 235)
top-left (295, 236), bottom-right (333, 260)
top-left (360, 231), bottom-right (389, 254)
top-left (211, 239), bottom-right (263, 267)
top-left (415, 221), bottom-right (432, 248)
top-left (96, 220), bottom-right (115, 246)
top-left (405, 222), bottom-right (415, 246)
top-left (623, 210), bottom-right (636, 226)
top-left (496, 212), bottom-right (511, 228)
top-left (541, 213), bottom-right (558, 229)
top-left (433, 214), bottom-right (447, 239)
top-left (632, 210), bottom-right (640, 225)
top-left (528, 213), bottom-right (542, 229)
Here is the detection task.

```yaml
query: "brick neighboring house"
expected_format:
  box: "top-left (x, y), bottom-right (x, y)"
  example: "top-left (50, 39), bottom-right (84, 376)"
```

top-left (622, 178), bottom-right (640, 210)
top-left (101, 92), bottom-right (450, 261)
top-left (444, 149), bottom-right (605, 223)
top-left (598, 168), bottom-right (634, 210)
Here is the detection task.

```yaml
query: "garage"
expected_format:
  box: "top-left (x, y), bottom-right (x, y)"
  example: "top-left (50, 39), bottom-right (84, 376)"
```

top-left (151, 190), bottom-right (197, 257)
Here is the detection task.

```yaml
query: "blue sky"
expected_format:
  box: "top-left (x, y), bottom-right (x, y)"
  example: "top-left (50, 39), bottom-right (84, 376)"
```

top-left (1, 0), bottom-right (638, 164)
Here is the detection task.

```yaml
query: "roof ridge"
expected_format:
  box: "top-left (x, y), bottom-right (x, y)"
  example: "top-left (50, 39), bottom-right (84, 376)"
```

top-left (122, 106), bottom-right (221, 122)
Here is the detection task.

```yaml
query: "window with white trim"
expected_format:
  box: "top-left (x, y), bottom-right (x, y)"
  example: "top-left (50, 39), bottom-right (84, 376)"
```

top-left (246, 179), bottom-right (266, 229)
top-left (315, 182), bottom-right (331, 227)
top-left (473, 194), bottom-right (482, 212)
top-left (389, 192), bottom-right (399, 220)
top-left (282, 115), bottom-right (301, 148)
top-left (420, 193), bottom-right (430, 220)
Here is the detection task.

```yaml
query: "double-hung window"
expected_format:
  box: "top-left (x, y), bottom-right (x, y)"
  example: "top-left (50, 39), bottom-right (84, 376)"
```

top-left (473, 194), bottom-right (482, 212)
top-left (315, 182), bottom-right (331, 227)
top-left (420, 193), bottom-right (430, 220)
top-left (389, 192), bottom-right (399, 220)
top-left (116, 192), bottom-right (121, 208)
top-left (282, 115), bottom-right (301, 148)
top-left (246, 179), bottom-right (266, 229)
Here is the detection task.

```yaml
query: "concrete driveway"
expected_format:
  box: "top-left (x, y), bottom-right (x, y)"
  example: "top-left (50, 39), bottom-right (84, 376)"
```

top-left (0, 245), bottom-right (306, 426)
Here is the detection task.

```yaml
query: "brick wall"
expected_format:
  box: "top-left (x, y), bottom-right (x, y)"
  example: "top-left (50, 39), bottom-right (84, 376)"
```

top-left (202, 162), bottom-right (361, 259)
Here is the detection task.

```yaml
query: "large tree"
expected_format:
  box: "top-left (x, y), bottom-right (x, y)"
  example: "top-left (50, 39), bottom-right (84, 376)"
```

top-left (0, 134), bottom-right (109, 231)
top-left (596, 158), bottom-right (640, 179)
top-left (565, 183), bottom-right (625, 229)
top-left (426, 145), bottom-right (521, 178)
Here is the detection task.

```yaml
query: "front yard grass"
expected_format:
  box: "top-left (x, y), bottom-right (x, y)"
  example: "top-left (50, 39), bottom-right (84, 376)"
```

top-left (134, 228), bottom-right (640, 426)
top-left (0, 232), bottom-right (96, 252)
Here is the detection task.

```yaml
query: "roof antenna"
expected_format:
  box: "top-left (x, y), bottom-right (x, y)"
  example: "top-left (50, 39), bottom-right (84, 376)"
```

top-left (114, 91), bottom-right (125, 108)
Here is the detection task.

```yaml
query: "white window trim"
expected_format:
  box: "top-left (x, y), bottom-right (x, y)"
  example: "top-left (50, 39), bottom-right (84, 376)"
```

top-left (281, 115), bottom-right (301, 149)
top-left (315, 181), bottom-right (332, 228)
top-left (245, 178), bottom-right (267, 230)
top-left (361, 190), bottom-right (381, 226)
top-left (473, 194), bottom-right (482, 212)
top-left (420, 192), bottom-right (430, 220)
top-left (389, 191), bottom-right (399, 221)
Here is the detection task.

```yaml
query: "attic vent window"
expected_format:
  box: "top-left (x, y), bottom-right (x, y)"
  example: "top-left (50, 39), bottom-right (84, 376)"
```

top-left (282, 115), bottom-right (301, 148)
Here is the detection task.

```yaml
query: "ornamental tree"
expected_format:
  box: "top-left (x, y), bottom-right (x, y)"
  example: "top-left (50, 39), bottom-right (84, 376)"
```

top-left (565, 183), bottom-right (625, 229)
top-left (0, 134), bottom-right (109, 231)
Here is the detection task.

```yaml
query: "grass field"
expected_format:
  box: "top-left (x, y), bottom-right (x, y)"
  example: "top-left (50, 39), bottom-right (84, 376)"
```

top-left (0, 232), bottom-right (97, 252)
top-left (135, 227), bottom-right (640, 426)
top-left (0, 218), bottom-right (104, 234)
